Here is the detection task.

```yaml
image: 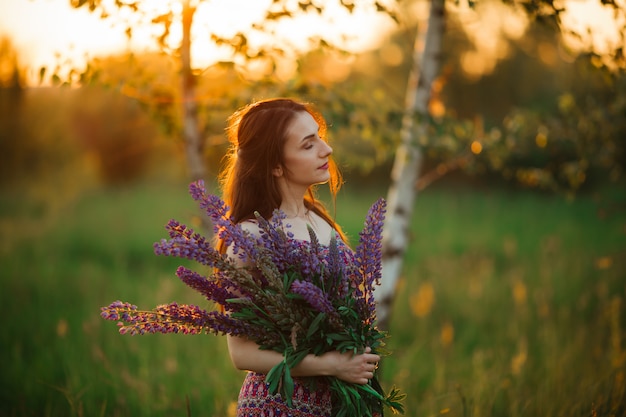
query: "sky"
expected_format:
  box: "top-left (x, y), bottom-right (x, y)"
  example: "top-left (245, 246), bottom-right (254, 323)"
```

top-left (0, 0), bottom-right (623, 85)
top-left (0, 0), bottom-right (396, 84)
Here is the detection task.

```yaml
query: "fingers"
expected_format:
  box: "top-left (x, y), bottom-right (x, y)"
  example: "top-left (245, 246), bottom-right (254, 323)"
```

top-left (331, 348), bottom-right (381, 385)
top-left (357, 351), bottom-right (379, 385)
top-left (363, 363), bottom-right (377, 377)
top-left (357, 369), bottom-right (375, 385)
top-left (363, 353), bottom-right (380, 364)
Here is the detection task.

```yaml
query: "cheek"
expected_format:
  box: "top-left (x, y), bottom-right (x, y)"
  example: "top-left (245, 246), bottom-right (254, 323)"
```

top-left (282, 153), bottom-right (305, 171)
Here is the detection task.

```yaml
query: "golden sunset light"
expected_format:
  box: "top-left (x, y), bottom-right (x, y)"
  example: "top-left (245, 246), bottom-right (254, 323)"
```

top-left (451, 0), bottom-right (624, 78)
top-left (3, 0), bottom-right (626, 415)
top-left (0, 0), bottom-right (396, 85)
top-left (452, 1), bottom-right (530, 79)
top-left (560, 0), bottom-right (625, 57)
top-left (0, 0), bottom-right (622, 85)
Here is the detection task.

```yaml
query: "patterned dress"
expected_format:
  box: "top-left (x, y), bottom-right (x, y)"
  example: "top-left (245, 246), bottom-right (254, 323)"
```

top-left (236, 239), bottom-right (356, 417)
top-left (237, 372), bottom-right (332, 417)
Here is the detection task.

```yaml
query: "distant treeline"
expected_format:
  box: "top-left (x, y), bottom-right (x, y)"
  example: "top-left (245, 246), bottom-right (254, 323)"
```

top-left (1, 18), bottom-right (624, 192)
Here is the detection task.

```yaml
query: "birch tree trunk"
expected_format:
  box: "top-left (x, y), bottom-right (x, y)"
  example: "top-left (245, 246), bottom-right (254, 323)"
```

top-left (181, 0), bottom-right (206, 182)
top-left (378, 0), bottom-right (446, 330)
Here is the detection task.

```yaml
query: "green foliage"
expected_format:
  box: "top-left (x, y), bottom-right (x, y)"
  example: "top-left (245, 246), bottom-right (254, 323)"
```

top-left (380, 184), bottom-right (626, 417)
top-left (34, 0), bottom-right (625, 193)
top-left (0, 82), bottom-right (187, 190)
top-left (435, 16), bottom-right (626, 192)
top-left (70, 86), bottom-right (165, 185)
top-left (0, 86), bottom-right (88, 189)
top-left (15, 0), bottom-right (614, 195)
top-left (1, 181), bottom-right (239, 416)
top-left (1, 180), bottom-right (624, 416)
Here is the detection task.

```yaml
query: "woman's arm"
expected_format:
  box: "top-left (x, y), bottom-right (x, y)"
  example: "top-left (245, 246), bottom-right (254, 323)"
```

top-left (225, 221), bottom-right (379, 385)
top-left (227, 335), bottom-right (379, 385)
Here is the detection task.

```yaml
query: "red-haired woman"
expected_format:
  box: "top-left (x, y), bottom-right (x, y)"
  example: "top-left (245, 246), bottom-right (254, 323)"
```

top-left (218, 98), bottom-right (380, 416)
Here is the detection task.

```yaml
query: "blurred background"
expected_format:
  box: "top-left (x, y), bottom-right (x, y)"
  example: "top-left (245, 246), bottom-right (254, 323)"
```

top-left (1, 0), bottom-right (625, 416)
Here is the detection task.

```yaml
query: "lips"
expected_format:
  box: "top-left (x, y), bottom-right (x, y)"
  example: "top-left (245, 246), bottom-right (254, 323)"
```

top-left (318, 162), bottom-right (329, 170)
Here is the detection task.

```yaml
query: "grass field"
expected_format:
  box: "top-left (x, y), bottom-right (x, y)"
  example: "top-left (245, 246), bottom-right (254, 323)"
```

top-left (1, 179), bottom-right (624, 416)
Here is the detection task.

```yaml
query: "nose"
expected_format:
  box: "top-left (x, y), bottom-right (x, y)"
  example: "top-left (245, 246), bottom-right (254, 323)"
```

top-left (320, 141), bottom-right (332, 157)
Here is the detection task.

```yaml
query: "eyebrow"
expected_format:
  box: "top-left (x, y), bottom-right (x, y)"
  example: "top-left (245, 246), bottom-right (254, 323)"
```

top-left (300, 133), bottom-right (317, 143)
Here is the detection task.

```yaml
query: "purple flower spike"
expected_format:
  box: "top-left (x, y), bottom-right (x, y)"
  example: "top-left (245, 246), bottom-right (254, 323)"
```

top-left (188, 180), bottom-right (258, 262)
top-left (100, 178), bottom-right (401, 414)
top-left (356, 198), bottom-right (386, 286)
top-left (254, 210), bottom-right (292, 268)
top-left (175, 266), bottom-right (239, 310)
top-left (354, 198), bottom-right (386, 321)
top-left (290, 280), bottom-right (334, 315)
top-left (154, 220), bottom-right (224, 267)
top-left (101, 301), bottom-right (137, 321)
top-left (324, 233), bottom-right (345, 298)
top-left (101, 301), bottom-right (259, 336)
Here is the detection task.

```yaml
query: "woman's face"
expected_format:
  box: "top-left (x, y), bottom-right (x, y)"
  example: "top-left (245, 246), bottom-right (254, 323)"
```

top-left (277, 111), bottom-right (333, 190)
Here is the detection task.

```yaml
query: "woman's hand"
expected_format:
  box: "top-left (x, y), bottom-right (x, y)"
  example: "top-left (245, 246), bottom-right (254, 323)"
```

top-left (324, 347), bottom-right (380, 385)
top-left (228, 335), bottom-right (380, 384)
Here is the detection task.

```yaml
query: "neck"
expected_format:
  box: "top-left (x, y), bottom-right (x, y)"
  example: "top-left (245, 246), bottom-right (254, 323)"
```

top-left (277, 180), bottom-right (310, 219)
top-left (280, 201), bottom-right (309, 219)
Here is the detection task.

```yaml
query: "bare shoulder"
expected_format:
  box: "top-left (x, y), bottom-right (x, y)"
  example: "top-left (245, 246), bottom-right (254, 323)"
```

top-left (308, 212), bottom-right (335, 245)
top-left (226, 220), bottom-right (261, 266)
top-left (284, 212), bottom-right (334, 245)
top-left (239, 219), bottom-right (262, 237)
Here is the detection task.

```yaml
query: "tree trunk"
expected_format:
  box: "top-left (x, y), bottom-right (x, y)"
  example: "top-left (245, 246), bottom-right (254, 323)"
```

top-left (181, 0), bottom-right (206, 182)
top-left (377, 0), bottom-right (446, 330)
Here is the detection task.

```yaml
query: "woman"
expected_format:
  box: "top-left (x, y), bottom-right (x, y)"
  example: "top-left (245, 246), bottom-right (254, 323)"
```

top-left (218, 98), bottom-right (380, 416)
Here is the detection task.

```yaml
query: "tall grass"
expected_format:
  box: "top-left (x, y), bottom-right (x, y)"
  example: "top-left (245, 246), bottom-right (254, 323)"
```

top-left (1, 180), bottom-right (624, 416)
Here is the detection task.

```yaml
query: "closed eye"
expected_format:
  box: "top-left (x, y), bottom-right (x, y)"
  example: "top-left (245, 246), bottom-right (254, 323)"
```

top-left (302, 136), bottom-right (317, 150)
top-left (300, 132), bottom-right (321, 150)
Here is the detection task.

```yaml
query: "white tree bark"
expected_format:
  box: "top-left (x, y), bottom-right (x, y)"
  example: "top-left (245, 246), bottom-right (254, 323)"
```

top-left (181, 0), bottom-right (206, 182)
top-left (377, 0), bottom-right (446, 330)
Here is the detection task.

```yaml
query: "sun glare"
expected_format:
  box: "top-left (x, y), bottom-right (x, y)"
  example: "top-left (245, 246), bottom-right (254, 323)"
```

top-left (1, 0), bottom-right (395, 85)
top-left (560, 0), bottom-right (625, 58)
top-left (451, 0), bottom-right (624, 79)
top-left (451, 1), bottom-right (530, 80)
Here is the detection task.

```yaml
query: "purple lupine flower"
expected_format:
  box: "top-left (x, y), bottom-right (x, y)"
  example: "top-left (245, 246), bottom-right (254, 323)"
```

top-left (254, 210), bottom-right (293, 271)
top-left (284, 240), bottom-right (320, 282)
top-left (175, 266), bottom-right (243, 310)
top-left (354, 198), bottom-right (386, 323)
top-left (290, 280), bottom-right (334, 314)
top-left (101, 300), bottom-right (137, 321)
top-left (101, 301), bottom-right (267, 337)
top-left (101, 183), bottom-right (401, 415)
top-left (189, 180), bottom-right (259, 262)
top-left (154, 220), bottom-right (226, 267)
top-left (357, 198), bottom-right (386, 287)
top-left (324, 233), bottom-right (347, 300)
top-left (289, 280), bottom-right (344, 330)
top-left (300, 227), bottom-right (323, 280)
top-left (248, 244), bottom-right (283, 291)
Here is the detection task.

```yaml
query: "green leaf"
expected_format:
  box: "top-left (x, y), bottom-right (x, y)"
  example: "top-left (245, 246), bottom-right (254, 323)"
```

top-left (356, 382), bottom-right (384, 400)
top-left (325, 333), bottom-right (351, 342)
top-left (265, 361), bottom-right (284, 394)
top-left (385, 385), bottom-right (407, 414)
top-left (306, 312), bottom-right (326, 339)
top-left (283, 364), bottom-right (294, 403)
top-left (38, 67), bottom-right (46, 84)
top-left (286, 349), bottom-right (309, 368)
top-left (225, 298), bottom-right (252, 305)
top-left (282, 271), bottom-right (298, 292)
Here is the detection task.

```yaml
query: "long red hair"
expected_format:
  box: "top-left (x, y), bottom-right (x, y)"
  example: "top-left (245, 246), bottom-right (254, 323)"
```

top-left (218, 98), bottom-right (346, 247)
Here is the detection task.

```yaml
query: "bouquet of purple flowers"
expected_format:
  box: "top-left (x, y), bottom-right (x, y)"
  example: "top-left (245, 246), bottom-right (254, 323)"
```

top-left (101, 180), bottom-right (405, 417)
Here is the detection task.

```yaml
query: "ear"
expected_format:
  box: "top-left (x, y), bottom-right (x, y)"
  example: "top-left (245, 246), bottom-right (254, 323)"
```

top-left (272, 165), bottom-right (283, 177)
